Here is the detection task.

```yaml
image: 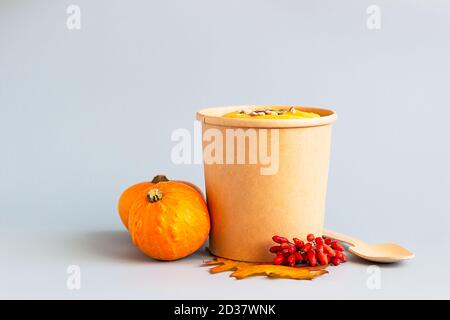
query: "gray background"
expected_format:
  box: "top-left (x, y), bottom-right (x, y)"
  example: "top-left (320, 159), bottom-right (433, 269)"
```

top-left (1, 0), bottom-right (449, 299)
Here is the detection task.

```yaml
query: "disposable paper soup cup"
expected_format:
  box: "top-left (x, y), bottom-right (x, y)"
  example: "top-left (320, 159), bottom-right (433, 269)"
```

top-left (196, 105), bottom-right (337, 262)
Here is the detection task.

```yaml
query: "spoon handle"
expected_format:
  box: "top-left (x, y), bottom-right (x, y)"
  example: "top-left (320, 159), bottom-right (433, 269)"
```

top-left (323, 229), bottom-right (362, 246)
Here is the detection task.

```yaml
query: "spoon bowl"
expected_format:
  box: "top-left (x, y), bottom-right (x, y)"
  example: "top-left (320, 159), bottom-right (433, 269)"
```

top-left (348, 242), bottom-right (415, 263)
top-left (324, 229), bottom-right (415, 263)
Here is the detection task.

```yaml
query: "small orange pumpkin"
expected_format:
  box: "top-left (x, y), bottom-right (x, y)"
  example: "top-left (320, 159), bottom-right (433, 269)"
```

top-left (118, 175), bottom-right (210, 261)
top-left (118, 175), bottom-right (204, 229)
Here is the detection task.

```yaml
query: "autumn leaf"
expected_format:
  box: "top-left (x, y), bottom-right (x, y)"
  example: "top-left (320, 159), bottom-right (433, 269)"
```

top-left (203, 257), bottom-right (252, 273)
top-left (203, 258), bottom-right (328, 280)
top-left (230, 264), bottom-right (328, 280)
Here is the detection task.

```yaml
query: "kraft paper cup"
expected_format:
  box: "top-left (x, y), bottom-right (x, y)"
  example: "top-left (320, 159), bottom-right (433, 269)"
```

top-left (196, 106), bottom-right (337, 262)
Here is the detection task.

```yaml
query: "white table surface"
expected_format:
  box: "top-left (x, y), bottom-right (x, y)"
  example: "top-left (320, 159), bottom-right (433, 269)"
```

top-left (1, 221), bottom-right (445, 300)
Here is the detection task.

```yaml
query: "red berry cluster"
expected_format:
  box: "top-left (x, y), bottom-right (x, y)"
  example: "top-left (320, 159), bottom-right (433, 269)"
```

top-left (270, 234), bottom-right (346, 267)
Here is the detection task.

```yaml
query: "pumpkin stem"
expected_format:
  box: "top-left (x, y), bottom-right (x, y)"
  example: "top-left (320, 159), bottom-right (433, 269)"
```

top-left (151, 175), bottom-right (169, 183)
top-left (147, 188), bottom-right (163, 203)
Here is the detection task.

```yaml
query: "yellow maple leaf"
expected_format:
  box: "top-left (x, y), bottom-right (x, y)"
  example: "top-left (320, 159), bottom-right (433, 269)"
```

top-left (203, 257), bottom-right (328, 280)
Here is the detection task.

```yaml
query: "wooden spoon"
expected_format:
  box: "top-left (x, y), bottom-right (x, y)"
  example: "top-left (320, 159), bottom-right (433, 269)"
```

top-left (323, 229), bottom-right (414, 263)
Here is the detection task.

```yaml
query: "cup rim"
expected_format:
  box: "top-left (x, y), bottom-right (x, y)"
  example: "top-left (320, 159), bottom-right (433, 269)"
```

top-left (196, 105), bottom-right (337, 128)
